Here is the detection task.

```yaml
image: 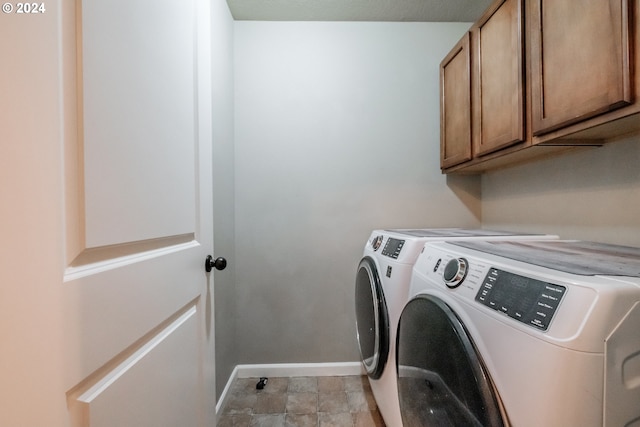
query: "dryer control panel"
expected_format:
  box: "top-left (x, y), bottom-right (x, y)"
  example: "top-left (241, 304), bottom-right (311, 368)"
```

top-left (475, 268), bottom-right (566, 331)
top-left (382, 238), bottom-right (405, 259)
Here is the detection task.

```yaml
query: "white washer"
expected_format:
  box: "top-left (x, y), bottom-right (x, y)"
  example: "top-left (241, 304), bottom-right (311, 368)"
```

top-left (354, 229), bottom-right (558, 427)
top-left (397, 239), bottom-right (640, 426)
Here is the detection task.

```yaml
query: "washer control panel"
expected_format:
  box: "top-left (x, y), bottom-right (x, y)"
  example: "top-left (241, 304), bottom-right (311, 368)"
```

top-left (475, 268), bottom-right (566, 331)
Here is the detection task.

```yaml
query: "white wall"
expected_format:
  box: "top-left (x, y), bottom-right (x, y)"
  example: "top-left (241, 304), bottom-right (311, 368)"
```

top-left (482, 133), bottom-right (640, 246)
top-left (233, 21), bottom-right (480, 364)
top-left (0, 5), bottom-right (68, 425)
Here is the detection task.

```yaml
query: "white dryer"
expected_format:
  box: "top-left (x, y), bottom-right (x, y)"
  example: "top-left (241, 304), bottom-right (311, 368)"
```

top-left (354, 229), bottom-right (557, 427)
top-left (397, 239), bottom-right (640, 426)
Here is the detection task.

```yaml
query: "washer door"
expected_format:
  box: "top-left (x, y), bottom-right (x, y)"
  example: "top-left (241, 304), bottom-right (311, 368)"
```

top-left (355, 256), bottom-right (389, 380)
top-left (396, 295), bottom-right (505, 427)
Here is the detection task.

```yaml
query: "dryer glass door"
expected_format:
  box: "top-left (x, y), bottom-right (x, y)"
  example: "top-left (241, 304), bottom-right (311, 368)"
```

top-left (355, 256), bottom-right (389, 380)
top-left (396, 295), bottom-right (505, 427)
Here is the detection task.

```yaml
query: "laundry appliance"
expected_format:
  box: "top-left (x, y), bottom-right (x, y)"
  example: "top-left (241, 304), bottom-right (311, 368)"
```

top-left (397, 239), bottom-right (640, 426)
top-left (354, 229), bottom-right (558, 427)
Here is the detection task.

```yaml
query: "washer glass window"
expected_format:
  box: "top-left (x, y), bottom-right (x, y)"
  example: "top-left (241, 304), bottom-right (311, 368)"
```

top-left (355, 256), bottom-right (389, 379)
top-left (396, 295), bottom-right (504, 426)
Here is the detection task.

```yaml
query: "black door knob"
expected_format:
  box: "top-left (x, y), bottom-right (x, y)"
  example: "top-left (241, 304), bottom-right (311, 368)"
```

top-left (205, 255), bottom-right (227, 272)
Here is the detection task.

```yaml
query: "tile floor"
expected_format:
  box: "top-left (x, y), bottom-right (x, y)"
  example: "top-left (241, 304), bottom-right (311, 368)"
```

top-left (218, 375), bottom-right (386, 427)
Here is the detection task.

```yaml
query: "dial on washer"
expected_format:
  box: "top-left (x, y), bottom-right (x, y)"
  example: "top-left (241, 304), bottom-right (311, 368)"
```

top-left (443, 258), bottom-right (468, 288)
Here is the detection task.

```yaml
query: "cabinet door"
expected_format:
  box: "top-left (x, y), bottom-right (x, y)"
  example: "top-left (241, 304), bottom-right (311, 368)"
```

top-left (472, 0), bottom-right (525, 156)
top-left (530, 0), bottom-right (632, 136)
top-left (441, 33), bottom-right (472, 169)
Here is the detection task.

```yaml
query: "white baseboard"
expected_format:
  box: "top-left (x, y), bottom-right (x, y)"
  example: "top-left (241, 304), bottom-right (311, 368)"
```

top-left (216, 361), bottom-right (365, 416)
top-left (236, 361), bottom-right (365, 378)
top-left (216, 364), bottom-right (240, 416)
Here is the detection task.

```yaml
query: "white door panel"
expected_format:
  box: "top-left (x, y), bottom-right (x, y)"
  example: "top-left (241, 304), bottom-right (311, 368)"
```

top-left (68, 307), bottom-right (200, 427)
top-left (62, 0), bottom-right (215, 425)
top-left (62, 248), bottom-right (202, 377)
top-left (80, 0), bottom-right (196, 247)
top-left (0, 0), bottom-right (216, 424)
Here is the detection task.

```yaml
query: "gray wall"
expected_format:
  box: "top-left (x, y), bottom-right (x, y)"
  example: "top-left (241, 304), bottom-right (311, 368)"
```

top-left (214, 12), bottom-right (640, 398)
top-left (233, 22), bottom-right (480, 365)
top-left (211, 0), bottom-right (236, 399)
top-left (482, 133), bottom-right (640, 247)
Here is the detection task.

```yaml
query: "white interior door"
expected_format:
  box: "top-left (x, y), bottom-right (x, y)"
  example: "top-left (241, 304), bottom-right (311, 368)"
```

top-left (0, 0), bottom-right (216, 425)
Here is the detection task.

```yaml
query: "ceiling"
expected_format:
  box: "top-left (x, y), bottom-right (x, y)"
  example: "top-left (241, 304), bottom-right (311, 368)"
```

top-left (226, 0), bottom-right (493, 22)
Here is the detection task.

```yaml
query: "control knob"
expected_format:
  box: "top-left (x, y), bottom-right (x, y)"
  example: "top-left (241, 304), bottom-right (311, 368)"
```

top-left (371, 235), bottom-right (383, 251)
top-left (443, 257), bottom-right (468, 288)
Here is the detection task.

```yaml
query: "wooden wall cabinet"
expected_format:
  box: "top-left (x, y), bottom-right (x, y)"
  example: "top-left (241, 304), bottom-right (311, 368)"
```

top-left (441, 0), bottom-right (640, 174)
top-left (472, 0), bottom-right (525, 156)
top-left (440, 33), bottom-right (472, 169)
top-left (441, 0), bottom-right (527, 172)
top-left (529, 0), bottom-right (633, 136)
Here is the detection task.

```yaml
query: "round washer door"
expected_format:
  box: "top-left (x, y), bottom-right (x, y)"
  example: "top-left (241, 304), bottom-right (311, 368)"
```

top-left (355, 256), bottom-right (389, 380)
top-left (396, 295), bottom-right (505, 427)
